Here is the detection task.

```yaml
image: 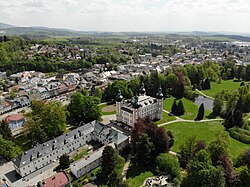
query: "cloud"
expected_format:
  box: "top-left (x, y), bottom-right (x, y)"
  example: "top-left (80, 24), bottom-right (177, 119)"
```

top-left (0, 0), bottom-right (249, 32)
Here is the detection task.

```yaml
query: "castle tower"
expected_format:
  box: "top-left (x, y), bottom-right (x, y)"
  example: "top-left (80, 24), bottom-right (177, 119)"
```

top-left (139, 83), bottom-right (146, 96)
top-left (156, 86), bottom-right (163, 119)
top-left (116, 89), bottom-right (123, 122)
top-left (132, 96), bottom-right (140, 126)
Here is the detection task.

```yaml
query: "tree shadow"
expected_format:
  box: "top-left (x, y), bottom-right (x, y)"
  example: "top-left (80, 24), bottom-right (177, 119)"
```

top-left (126, 162), bottom-right (155, 179)
top-left (206, 112), bottom-right (219, 119)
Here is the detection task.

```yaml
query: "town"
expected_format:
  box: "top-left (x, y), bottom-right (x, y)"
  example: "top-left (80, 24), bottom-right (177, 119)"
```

top-left (0, 28), bottom-right (250, 186)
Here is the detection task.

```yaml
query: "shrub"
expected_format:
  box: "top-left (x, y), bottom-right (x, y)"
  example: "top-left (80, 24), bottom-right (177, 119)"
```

top-left (228, 127), bottom-right (250, 144)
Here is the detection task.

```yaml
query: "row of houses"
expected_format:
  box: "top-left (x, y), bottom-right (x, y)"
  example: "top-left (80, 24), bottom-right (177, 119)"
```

top-left (12, 120), bottom-right (129, 178)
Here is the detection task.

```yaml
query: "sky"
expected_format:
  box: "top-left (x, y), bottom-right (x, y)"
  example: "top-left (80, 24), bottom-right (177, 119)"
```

top-left (0, 0), bottom-right (250, 33)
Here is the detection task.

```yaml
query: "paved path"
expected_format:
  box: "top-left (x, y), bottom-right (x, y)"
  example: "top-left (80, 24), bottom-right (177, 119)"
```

top-left (121, 154), bottom-right (131, 181)
top-left (159, 110), bottom-right (223, 127)
top-left (158, 118), bottom-right (224, 127)
top-left (101, 114), bottom-right (116, 124)
top-left (195, 89), bottom-right (215, 100)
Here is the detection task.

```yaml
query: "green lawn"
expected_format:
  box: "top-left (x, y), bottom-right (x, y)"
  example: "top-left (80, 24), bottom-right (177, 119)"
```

top-left (72, 148), bottom-right (88, 161)
top-left (202, 80), bottom-right (248, 98)
top-left (71, 166), bottom-right (101, 187)
top-left (201, 36), bottom-right (234, 42)
top-left (163, 121), bottom-right (249, 159)
top-left (100, 104), bottom-right (116, 115)
top-left (127, 164), bottom-right (154, 187)
top-left (155, 111), bottom-right (176, 125)
top-left (163, 97), bottom-right (212, 120)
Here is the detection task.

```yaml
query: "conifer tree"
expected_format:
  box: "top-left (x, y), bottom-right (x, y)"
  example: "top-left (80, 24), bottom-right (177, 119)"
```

top-left (196, 103), bottom-right (205, 120)
top-left (177, 100), bottom-right (185, 116)
top-left (171, 100), bottom-right (178, 115)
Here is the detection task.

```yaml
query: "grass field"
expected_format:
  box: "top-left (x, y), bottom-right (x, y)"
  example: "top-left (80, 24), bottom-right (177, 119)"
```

top-left (127, 164), bottom-right (154, 187)
top-left (71, 148), bottom-right (88, 161)
top-left (163, 121), bottom-right (249, 159)
top-left (100, 104), bottom-right (116, 115)
top-left (201, 36), bottom-right (234, 42)
top-left (202, 80), bottom-right (247, 98)
top-left (163, 97), bottom-right (212, 120)
top-left (155, 111), bottom-right (176, 125)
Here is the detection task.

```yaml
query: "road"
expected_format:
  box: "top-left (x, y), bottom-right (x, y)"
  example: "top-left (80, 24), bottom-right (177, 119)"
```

top-left (195, 89), bottom-right (215, 100)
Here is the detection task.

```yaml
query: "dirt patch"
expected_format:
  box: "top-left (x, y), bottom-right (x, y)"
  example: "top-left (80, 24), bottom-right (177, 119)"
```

top-left (102, 104), bottom-right (116, 112)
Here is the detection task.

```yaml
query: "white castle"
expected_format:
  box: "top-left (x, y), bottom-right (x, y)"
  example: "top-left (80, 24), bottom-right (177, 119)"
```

top-left (116, 83), bottom-right (163, 127)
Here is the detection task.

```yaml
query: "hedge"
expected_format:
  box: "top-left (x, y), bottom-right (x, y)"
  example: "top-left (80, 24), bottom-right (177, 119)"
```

top-left (228, 127), bottom-right (250, 144)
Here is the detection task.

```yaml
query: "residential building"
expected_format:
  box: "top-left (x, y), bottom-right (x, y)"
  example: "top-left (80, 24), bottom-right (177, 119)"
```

top-left (70, 143), bottom-right (115, 178)
top-left (37, 171), bottom-right (71, 187)
top-left (116, 83), bottom-right (163, 127)
top-left (12, 120), bottom-right (128, 178)
top-left (5, 113), bottom-right (25, 130)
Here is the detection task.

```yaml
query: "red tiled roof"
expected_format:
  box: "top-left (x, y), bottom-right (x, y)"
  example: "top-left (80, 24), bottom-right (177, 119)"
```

top-left (41, 172), bottom-right (69, 187)
top-left (6, 113), bottom-right (24, 123)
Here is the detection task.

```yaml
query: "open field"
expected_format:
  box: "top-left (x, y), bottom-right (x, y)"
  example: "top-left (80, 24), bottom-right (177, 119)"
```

top-left (163, 121), bottom-right (249, 159)
top-left (127, 164), bottom-right (154, 187)
top-left (202, 80), bottom-right (248, 98)
top-left (155, 111), bottom-right (176, 125)
top-left (100, 104), bottom-right (116, 115)
top-left (163, 97), bottom-right (212, 120)
top-left (201, 36), bottom-right (235, 42)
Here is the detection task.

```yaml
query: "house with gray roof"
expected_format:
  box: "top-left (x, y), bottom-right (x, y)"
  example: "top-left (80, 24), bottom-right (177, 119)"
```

top-left (12, 120), bottom-right (129, 178)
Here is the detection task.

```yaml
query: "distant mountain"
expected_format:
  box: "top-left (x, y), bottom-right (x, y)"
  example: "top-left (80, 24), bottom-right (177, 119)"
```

top-left (1, 22), bottom-right (250, 42)
top-left (0, 22), bottom-right (16, 29)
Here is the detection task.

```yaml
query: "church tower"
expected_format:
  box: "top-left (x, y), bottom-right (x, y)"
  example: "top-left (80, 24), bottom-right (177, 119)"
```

top-left (116, 89), bottom-right (123, 122)
top-left (156, 86), bottom-right (163, 119)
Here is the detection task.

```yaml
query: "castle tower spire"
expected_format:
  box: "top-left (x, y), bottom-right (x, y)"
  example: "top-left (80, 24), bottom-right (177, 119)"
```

top-left (139, 83), bottom-right (146, 96)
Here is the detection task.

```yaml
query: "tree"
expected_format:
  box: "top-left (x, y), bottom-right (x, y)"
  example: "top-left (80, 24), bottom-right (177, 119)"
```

top-left (179, 136), bottom-right (197, 168)
top-left (213, 94), bottom-right (224, 116)
top-left (59, 154), bottom-right (70, 169)
top-left (191, 140), bottom-right (206, 159)
top-left (195, 103), bottom-right (204, 120)
top-left (156, 153), bottom-right (181, 180)
top-left (0, 135), bottom-right (22, 161)
top-left (177, 100), bottom-right (185, 116)
top-left (68, 92), bottom-right (101, 123)
top-left (26, 100), bottom-right (67, 143)
top-left (26, 119), bottom-right (48, 144)
top-left (0, 120), bottom-right (12, 140)
top-left (202, 78), bottom-right (211, 90)
top-left (171, 100), bottom-right (178, 115)
top-left (134, 133), bottom-right (155, 165)
top-left (93, 87), bottom-right (103, 100)
top-left (132, 119), bottom-right (174, 165)
top-left (235, 166), bottom-right (250, 187)
top-left (184, 150), bottom-right (226, 187)
top-left (217, 154), bottom-right (237, 186)
top-left (223, 109), bottom-right (243, 130)
top-left (207, 132), bottom-right (229, 164)
top-left (235, 148), bottom-right (250, 168)
top-left (100, 145), bottom-right (124, 186)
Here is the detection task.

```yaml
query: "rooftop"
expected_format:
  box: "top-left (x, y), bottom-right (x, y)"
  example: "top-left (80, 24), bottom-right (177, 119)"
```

top-left (39, 171), bottom-right (69, 187)
top-left (6, 113), bottom-right (24, 123)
